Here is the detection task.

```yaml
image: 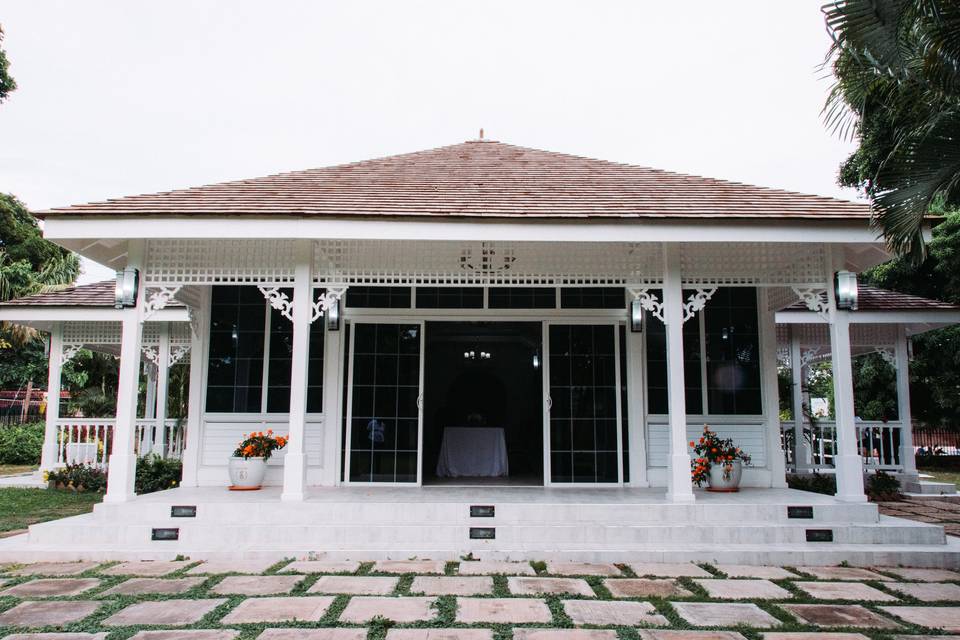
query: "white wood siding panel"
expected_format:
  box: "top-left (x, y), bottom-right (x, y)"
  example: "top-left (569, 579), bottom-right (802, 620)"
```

top-left (201, 418), bottom-right (325, 467)
top-left (646, 421), bottom-right (767, 468)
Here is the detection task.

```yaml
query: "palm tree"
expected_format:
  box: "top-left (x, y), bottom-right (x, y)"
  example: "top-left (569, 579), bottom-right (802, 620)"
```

top-left (823, 0), bottom-right (960, 261)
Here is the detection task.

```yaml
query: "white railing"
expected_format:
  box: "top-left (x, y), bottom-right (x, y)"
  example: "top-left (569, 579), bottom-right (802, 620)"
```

top-left (54, 418), bottom-right (185, 467)
top-left (781, 420), bottom-right (905, 473)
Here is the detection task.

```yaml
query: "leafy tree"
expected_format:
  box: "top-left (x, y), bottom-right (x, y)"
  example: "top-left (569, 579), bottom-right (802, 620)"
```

top-left (824, 0), bottom-right (960, 261)
top-left (0, 25), bottom-right (16, 104)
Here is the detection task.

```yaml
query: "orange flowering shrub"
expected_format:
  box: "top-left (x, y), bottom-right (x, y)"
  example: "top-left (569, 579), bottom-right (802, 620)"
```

top-left (689, 424), bottom-right (752, 486)
top-left (233, 429), bottom-right (289, 461)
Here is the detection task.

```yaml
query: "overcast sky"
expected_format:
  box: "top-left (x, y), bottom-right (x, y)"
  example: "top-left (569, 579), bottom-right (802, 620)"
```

top-left (0, 1), bottom-right (857, 284)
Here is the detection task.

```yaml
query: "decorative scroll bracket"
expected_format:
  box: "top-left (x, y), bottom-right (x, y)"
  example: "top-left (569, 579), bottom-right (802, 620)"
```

top-left (187, 306), bottom-right (200, 338)
top-left (311, 286), bottom-right (348, 324)
top-left (875, 347), bottom-right (897, 368)
top-left (799, 346), bottom-right (826, 370)
top-left (169, 345), bottom-right (191, 366)
top-left (628, 287), bottom-right (664, 323)
top-left (62, 344), bottom-right (84, 363)
top-left (258, 286), bottom-right (294, 322)
top-left (141, 345), bottom-right (160, 365)
top-left (791, 286), bottom-right (830, 321)
top-left (681, 287), bottom-right (718, 323)
top-left (142, 286), bottom-right (183, 323)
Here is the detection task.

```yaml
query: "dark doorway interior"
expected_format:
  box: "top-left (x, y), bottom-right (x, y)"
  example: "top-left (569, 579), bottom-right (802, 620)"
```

top-left (423, 321), bottom-right (543, 485)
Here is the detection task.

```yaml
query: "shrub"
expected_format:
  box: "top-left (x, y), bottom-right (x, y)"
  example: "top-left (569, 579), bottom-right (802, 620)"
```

top-left (786, 472), bottom-right (837, 496)
top-left (46, 463), bottom-right (107, 492)
top-left (0, 422), bottom-right (44, 465)
top-left (866, 470), bottom-right (902, 501)
top-left (135, 455), bottom-right (182, 494)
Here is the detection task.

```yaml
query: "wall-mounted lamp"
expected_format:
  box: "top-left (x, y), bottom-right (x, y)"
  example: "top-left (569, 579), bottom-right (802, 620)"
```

top-left (114, 268), bottom-right (139, 309)
top-left (532, 353), bottom-right (541, 369)
top-left (835, 270), bottom-right (859, 311)
top-left (630, 298), bottom-right (643, 333)
top-left (326, 298), bottom-right (341, 331)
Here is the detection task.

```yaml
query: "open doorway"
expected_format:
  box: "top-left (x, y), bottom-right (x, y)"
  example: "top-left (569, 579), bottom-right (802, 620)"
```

top-left (423, 321), bottom-right (543, 485)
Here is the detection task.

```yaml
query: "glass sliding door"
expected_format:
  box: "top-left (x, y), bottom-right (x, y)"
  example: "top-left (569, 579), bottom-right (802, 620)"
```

top-left (346, 322), bottom-right (424, 484)
top-left (546, 323), bottom-right (622, 484)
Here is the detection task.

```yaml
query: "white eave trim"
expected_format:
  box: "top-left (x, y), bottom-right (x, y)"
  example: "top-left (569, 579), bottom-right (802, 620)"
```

top-left (42, 216), bottom-right (886, 244)
top-left (0, 306), bottom-right (188, 324)
top-left (776, 309), bottom-right (960, 325)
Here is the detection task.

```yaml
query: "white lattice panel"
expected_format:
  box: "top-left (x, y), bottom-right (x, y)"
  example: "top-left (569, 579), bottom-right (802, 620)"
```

top-left (145, 239), bottom-right (297, 285)
top-left (775, 323), bottom-right (897, 352)
top-left (680, 243), bottom-right (826, 286)
top-left (63, 322), bottom-right (122, 345)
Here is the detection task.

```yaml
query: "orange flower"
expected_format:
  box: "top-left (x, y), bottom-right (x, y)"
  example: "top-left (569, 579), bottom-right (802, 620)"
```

top-left (711, 447), bottom-right (717, 453)
top-left (689, 441), bottom-right (695, 447)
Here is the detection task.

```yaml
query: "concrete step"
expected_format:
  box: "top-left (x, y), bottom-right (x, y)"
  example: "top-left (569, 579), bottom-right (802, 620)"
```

top-left (903, 480), bottom-right (958, 495)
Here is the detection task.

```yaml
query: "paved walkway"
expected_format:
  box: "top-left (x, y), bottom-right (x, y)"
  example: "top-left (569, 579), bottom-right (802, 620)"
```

top-left (1, 559), bottom-right (960, 639)
top-left (879, 495), bottom-right (960, 537)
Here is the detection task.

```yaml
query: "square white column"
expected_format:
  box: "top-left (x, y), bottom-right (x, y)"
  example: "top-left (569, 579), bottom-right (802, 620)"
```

top-left (895, 327), bottom-right (917, 475)
top-left (788, 328), bottom-right (809, 470)
top-left (828, 309), bottom-right (867, 502)
top-left (663, 245), bottom-right (694, 503)
top-left (180, 286), bottom-right (210, 487)
top-left (282, 239), bottom-right (314, 501)
top-left (153, 322), bottom-right (170, 457)
top-left (40, 323), bottom-right (63, 472)
top-left (759, 289), bottom-right (787, 487)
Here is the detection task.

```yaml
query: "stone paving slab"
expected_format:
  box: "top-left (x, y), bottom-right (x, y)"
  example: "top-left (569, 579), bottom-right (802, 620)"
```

top-left (338, 596), bottom-right (436, 623)
top-left (892, 636), bottom-right (960, 640)
top-left (3, 635), bottom-right (109, 640)
top-left (671, 602), bottom-right (782, 628)
top-left (762, 634), bottom-right (871, 640)
top-left (385, 631), bottom-right (494, 640)
top-left (0, 600), bottom-right (101, 627)
top-left (456, 597), bottom-right (553, 624)
top-left (100, 560), bottom-right (193, 576)
top-left (880, 606), bottom-right (960, 632)
top-left (457, 561), bottom-right (535, 575)
top-left (605, 578), bottom-right (692, 598)
top-left (211, 574), bottom-right (303, 596)
top-left (101, 577), bottom-right (205, 596)
top-left (308, 575), bottom-right (399, 595)
top-left (12, 561), bottom-right (101, 576)
top-left (714, 565), bottom-right (799, 579)
top-left (637, 634), bottom-right (748, 640)
top-left (546, 561), bottom-right (622, 576)
top-left (781, 604), bottom-right (901, 629)
top-left (0, 578), bottom-right (101, 597)
top-left (884, 567), bottom-right (960, 582)
top-left (373, 560), bottom-right (446, 574)
top-left (256, 631), bottom-right (368, 640)
top-left (220, 596), bottom-right (335, 624)
top-left (795, 566), bottom-right (891, 581)
top-left (409, 575), bottom-right (494, 595)
top-left (630, 562), bottom-right (712, 578)
top-left (563, 599), bottom-right (669, 626)
top-left (694, 579), bottom-right (792, 600)
top-left (513, 632), bottom-right (618, 640)
top-left (103, 598), bottom-right (227, 627)
top-left (507, 576), bottom-right (594, 596)
top-left (186, 560), bottom-right (277, 575)
top-left (793, 581), bottom-right (898, 602)
top-left (889, 582), bottom-right (960, 601)
top-left (280, 561), bottom-right (361, 574)
top-left (129, 633), bottom-right (240, 640)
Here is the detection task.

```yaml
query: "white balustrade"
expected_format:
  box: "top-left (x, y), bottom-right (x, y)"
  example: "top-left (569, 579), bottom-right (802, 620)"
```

top-left (54, 418), bottom-right (185, 468)
top-left (781, 420), bottom-right (904, 473)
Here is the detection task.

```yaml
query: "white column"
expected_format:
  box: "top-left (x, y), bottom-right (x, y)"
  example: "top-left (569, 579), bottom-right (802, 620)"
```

top-left (321, 322), bottom-right (344, 486)
top-left (663, 245), bottom-right (694, 502)
top-left (40, 323), bottom-right (63, 472)
top-left (105, 241), bottom-right (145, 503)
top-left (759, 289), bottom-right (787, 487)
top-left (180, 287), bottom-right (210, 487)
top-left (827, 270), bottom-right (866, 502)
top-left (895, 327), bottom-right (917, 475)
top-left (140, 362), bottom-right (156, 454)
top-left (283, 239), bottom-right (314, 501)
top-left (153, 322), bottom-right (171, 457)
top-left (789, 328), bottom-right (809, 470)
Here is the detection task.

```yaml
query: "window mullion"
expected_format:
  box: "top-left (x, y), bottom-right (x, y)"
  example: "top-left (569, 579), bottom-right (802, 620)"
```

top-left (261, 300), bottom-right (272, 414)
top-left (699, 308), bottom-right (708, 414)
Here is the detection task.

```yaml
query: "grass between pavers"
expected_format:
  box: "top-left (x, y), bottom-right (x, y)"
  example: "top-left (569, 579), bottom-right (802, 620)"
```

top-left (919, 468), bottom-right (960, 489)
top-left (0, 487), bottom-right (102, 532)
top-left (0, 560), bottom-right (959, 639)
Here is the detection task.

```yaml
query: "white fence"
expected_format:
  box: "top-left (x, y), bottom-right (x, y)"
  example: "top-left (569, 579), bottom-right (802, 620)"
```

top-left (54, 418), bottom-right (186, 467)
top-left (781, 420), bottom-right (905, 473)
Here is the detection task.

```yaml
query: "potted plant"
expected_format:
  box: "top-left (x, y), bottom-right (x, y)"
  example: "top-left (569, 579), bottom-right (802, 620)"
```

top-left (228, 430), bottom-right (288, 491)
top-left (689, 425), bottom-right (752, 492)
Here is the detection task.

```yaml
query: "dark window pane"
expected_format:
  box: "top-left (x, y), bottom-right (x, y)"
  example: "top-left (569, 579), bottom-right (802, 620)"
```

top-left (704, 288), bottom-right (762, 415)
top-left (415, 287), bottom-right (483, 309)
top-left (560, 287), bottom-right (626, 309)
top-left (206, 286), bottom-right (265, 413)
top-left (346, 286), bottom-right (411, 308)
top-left (488, 287), bottom-right (556, 309)
top-left (644, 290), bottom-right (702, 415)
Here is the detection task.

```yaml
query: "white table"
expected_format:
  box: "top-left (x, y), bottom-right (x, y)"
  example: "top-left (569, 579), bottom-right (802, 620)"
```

top-left (436, 427), bottom-right (509, 478)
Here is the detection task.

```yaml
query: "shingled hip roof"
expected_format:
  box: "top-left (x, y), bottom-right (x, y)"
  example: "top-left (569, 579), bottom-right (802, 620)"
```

top-left (36, 140), bottom-right (870, 221)
top-left (0, 280), bottom-right (182, 308)
top-left (782, 285), bottom-right (959, 312)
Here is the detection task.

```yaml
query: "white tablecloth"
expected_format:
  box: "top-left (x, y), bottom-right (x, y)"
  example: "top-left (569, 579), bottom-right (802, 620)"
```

top-left (436, 427), bottom-right (509, 478)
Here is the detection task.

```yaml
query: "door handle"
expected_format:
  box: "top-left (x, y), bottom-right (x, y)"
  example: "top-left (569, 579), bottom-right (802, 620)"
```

top-left (547, 396), bottom-right (553, 411)
top-left (417, 394), bottom-right (423, 410)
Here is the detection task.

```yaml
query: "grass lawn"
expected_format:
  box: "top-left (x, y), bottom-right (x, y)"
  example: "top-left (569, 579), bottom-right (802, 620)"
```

top-left (0, 464), bottom-right (37, 477)
top-left (919, 468), bottom-right (960, 489)
top-left (0, 487), bottom-right (102, 533)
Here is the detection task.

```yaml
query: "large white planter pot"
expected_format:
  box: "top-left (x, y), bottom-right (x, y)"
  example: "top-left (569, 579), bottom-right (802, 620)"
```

top-left (707, 460), bottom-right (742, 492)
top-left (228, 457), bottom-right (266, 490)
